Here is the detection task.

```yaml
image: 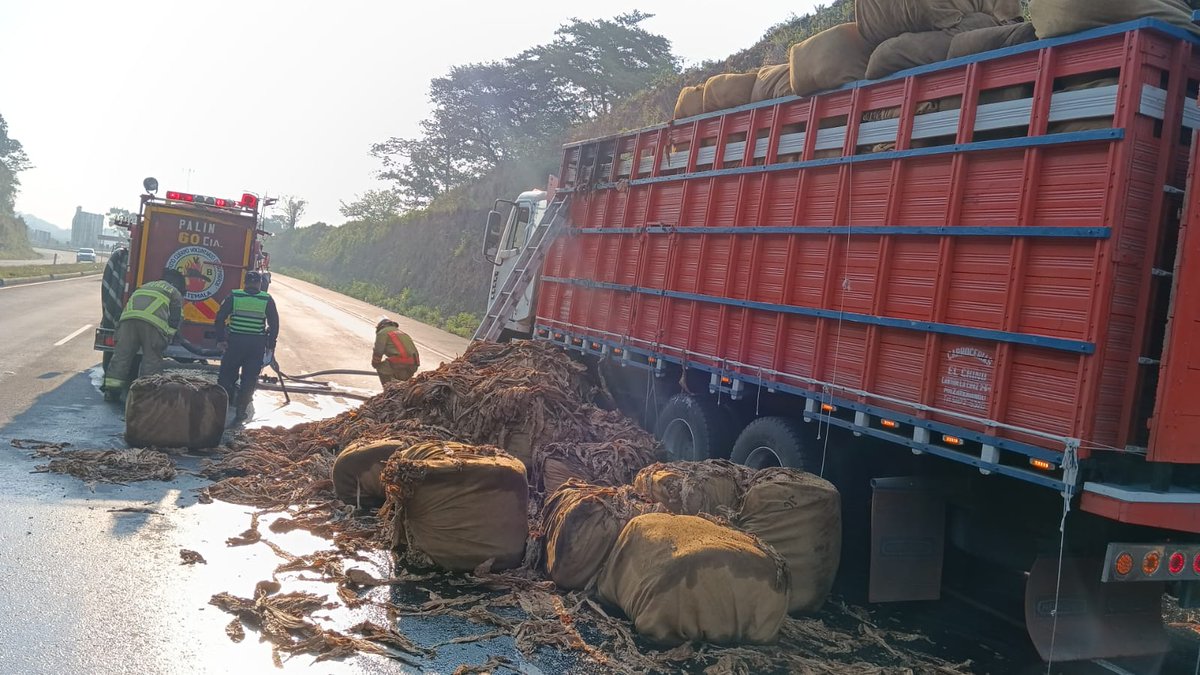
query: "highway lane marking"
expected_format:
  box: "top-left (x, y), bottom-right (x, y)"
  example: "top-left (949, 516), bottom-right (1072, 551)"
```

top-left (54, 324), bottom-right (94, 347)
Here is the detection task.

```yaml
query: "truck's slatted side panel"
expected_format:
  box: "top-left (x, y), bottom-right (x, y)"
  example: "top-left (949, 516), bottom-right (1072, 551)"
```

top-left (539, 26), bottom-right (1200, 465)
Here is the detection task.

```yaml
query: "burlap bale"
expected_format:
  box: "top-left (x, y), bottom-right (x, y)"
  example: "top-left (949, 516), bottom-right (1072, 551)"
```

top-left (789, 24), bottom-right (873, 98)
top-left (702, 72), bottom-right (758, 113)
top-left (866, 14), bottom-right (1000, 80)
top-left (751, 63), bottom-right (793, 102)
top-left (735, 468), bottom-right (842, 613)
top-left (532, 439), bottom-right (660, 496)
top-left (597, 513), bottom-right (790, 646)
top-left (332, 437), bottom-right (412, 507)
top-left (383, 441), bottom-right (529, 571)
top-left (124, 374), bottom-right (226, 449)
top-left (632, 459), bottom-right (754, 516)
top-left (947, 21), bottom-right (1038, 59)
top-left (857, 0), bottom-right (1023, 46)
top-left (1030, 0), bottom-right (1200, 39)
top-left (674, 85), bottom-right (704, 119)
top-left (541, 481), bottom-right (663, 591)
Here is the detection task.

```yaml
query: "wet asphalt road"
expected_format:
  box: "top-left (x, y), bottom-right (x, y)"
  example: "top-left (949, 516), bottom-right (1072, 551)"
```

top-left (4, 276), bottom-right (1200, 674)
top-left (0, 275), bottom-right (581, 674)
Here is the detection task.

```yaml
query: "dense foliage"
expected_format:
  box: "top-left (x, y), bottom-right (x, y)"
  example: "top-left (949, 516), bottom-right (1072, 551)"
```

top-left (0, 113), bottom-right (34, 258)
top-left (270, 4), bottom-right (854, 331)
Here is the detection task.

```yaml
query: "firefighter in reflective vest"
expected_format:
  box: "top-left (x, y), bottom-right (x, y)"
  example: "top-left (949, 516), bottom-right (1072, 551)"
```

top-left (215, 271), bottom-right (280, 421)
top-left (372, 317), bottom-right (419, 386)
top-left (102, 268), bottom-right (186, 402)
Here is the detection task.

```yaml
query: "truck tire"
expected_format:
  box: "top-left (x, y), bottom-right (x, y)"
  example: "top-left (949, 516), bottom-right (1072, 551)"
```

top-left (654, 393), bottom-right (736, 461)
top-left (731, 416), bottom-right (817, 471)
top-left (100, 247), bottom-right (129, 330)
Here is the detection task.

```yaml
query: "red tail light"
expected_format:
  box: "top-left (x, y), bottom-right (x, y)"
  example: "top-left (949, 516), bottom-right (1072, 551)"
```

top-left (241, 193), bottom-right (258, 208)
top-left (1169, 552), bottom-right (1186, 575)
top-left (215, 198), bottom-right (229, 207)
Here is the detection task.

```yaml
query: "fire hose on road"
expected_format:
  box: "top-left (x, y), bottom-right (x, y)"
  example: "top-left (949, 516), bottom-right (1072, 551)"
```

top-left (260, 351), bottom-right (377, 403)
top-left (174, 339), bottom-right (378, 403)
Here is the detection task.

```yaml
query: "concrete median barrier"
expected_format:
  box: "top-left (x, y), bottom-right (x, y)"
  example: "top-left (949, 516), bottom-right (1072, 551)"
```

top-left (0, 271), bottom-right (102, 287)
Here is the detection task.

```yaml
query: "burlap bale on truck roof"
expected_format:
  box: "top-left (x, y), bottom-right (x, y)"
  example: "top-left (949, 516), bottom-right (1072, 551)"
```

top-left (702, 72), bottom-right (758, 113)
top-left (540, 480), bottom-right (664, 591)
top-left (597, 512), bottom-right (790, 646)
top-left (866, 13), bottom-right (1001, 80)
top-left (532, 438), bottom-right (660, 496)
top-left (674, 84), bottom-right (704, 119)
top-left (947, 21), bottom-right (1038, 59)
top-left (735, 468), bottom-right (842, 614)
top-left (789, 23), bottom-right (874, 98)
top-left (382, 441), bottom-right (529, 571)
top-left (1029, 0), bottom-right (1200, 40)
top-left (332, 437), bottom-right (415, 508)
top-left (751, 63), bottom-right (792, 102)
top-left (856, 0), bottom-right (1022, 46)
top-left (124, 374), bottom-right (226, 450)
top-left (632, 459), bottom-right (754, 516)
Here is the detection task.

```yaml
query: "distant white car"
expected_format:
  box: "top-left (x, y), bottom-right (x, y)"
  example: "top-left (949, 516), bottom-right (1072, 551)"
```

top-left (76, 248), bottom-right (96, 263)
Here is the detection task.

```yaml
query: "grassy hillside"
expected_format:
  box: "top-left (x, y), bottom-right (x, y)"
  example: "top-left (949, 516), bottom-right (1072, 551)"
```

top-left (268, 3), bottom-right (854, 336)
top-left (0, 214), bottom-right (35, 259)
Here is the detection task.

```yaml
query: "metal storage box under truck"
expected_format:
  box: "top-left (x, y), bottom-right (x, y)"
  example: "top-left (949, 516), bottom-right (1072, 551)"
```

top-left (96, 178), bottom-right (266, 364)
top-left (478, 17), bottom-right (1200, 664)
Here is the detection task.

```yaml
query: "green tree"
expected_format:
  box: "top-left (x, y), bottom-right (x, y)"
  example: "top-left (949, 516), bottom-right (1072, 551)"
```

top-left (339, 189), bottom-right (403, 224)
top-left (280, 196), bottom-right (307, 230)
top-left (373, 12), bottom-right (677, 207)
top-left (106, 206), bottom-right (135, 225)
top-left (0, 113), bottom-right (34, 257)
top-left (259, 214), bottom-right (288, 234)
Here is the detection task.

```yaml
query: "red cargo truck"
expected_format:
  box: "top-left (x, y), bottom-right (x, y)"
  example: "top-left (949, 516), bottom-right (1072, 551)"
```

top-left (483, 18), bottom-right (1200, 662)
top-left (96, 180), bottom-right (264, 365)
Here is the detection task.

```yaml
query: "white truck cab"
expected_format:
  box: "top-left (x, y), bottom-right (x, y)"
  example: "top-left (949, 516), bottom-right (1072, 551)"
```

top-left (481, 188), bottom-right (548, 338)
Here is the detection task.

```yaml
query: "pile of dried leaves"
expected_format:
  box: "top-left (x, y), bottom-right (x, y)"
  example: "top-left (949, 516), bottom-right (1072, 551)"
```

top-left (13, 439), bottom-right (177, 484)
top-left (16, 342), bottom-right (959, 673)
top-left (250, 340), bottom-right (653, 456)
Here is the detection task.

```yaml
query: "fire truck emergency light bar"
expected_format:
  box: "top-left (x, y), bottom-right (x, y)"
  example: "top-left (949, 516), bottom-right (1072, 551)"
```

top-left (164, 190), bottom-right (259, 210)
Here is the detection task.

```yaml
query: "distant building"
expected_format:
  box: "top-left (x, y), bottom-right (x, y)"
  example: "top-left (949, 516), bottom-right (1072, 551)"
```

top-left (71, 206), bottom-right (104, 248)
top-left (26, 226), bottom-right (51, 245)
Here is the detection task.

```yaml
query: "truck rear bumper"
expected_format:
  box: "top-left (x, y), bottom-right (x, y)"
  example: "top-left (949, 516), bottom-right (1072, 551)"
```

top-left (1083, 482), bottom-right (1200, 534)
top-left (93, 326), bottom-right (222, 362)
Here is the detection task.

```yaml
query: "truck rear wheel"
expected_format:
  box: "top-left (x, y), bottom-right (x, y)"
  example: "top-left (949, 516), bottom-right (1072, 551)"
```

top-left (731, 416), bottom-right (817, 472)
top-left (654, 393), bottom-right (736, 461)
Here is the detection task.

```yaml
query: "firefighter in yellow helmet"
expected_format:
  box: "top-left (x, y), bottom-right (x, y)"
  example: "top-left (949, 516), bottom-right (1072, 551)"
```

top-left (102, 268), bottom-right (185, 402)
top-left (372, 317), bottom-right (419, 386)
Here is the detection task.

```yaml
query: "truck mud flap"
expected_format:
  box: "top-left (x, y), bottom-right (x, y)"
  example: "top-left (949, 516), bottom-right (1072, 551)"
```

top-left (869, 477), bottom-right (945, 602)
top-left (1024, 556), bottom-right (1167, 662)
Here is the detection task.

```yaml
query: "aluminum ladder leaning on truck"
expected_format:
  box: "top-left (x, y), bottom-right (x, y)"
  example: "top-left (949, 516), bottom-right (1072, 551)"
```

top-left (478, 18), bottom-right (1200, 664)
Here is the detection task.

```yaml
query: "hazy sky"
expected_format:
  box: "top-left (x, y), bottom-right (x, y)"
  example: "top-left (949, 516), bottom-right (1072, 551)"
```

top-left (0, 1), bottom-right (815, 228)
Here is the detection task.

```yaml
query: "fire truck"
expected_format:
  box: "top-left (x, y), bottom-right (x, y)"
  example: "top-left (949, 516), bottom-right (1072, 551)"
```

top-left (96, 178), bottom-right (266, 366)
top-left (481, 18), bottom-right (1200, 663)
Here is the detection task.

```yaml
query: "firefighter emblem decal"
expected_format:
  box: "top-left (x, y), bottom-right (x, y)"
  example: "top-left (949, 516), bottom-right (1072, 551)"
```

top-left (167, 246), bottom-right (225, 302)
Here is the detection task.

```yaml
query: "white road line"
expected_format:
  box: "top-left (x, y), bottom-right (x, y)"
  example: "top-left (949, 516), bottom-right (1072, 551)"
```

top-left (54, 324), bottom-right (93, 347)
